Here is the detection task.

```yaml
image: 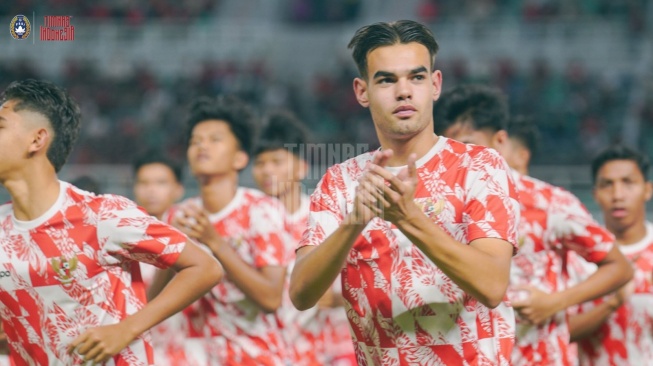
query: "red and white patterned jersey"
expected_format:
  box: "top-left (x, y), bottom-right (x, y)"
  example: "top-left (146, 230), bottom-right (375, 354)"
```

top-left (299, 137), bottom-right (520, 365)
top-left (0, 181), bottom-right (185, 365)
top-left (278, 194), bottom-right (321, 365)
top-left (140, 265), bottom-right (187, 365)
top-left (181, 188), bottom-right (291, 365)
top-left (314, 278), bottom-right (357, 365)
top-left (279, 194), bottom-right (356, 365)
top-left (568, 221), bottom-right (653, 365)
top-left (509, 172), bottom-right (614, 366)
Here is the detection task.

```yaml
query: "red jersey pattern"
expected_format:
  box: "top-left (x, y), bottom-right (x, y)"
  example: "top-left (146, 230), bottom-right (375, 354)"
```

top-left (510, 173), bottom-right (614, 366)
top-left (0, 181), bottom-right (185, 365)
top-left (299, 137), bottom-right (520, 365)
top-left (568, 222), bottom-right (653, 365)
top-left (279, 195), bottom-right (355, 365)
top-left (181, 188), bottom-right (291, 366)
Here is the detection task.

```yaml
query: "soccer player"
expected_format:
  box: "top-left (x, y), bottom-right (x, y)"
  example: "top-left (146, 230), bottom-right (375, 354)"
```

top-left (568, 145), bottom-right (653, 365)
top-left (0, 79), bottom-right (221, 365)
top-left (171, 95), bottom-right (291, 365)
top-left (434, 84), bottom-right (633, 365)
top-left (290, 20), bottom-right (520, 365)
top-left (252, 110), bottom-right (356, 365)
top-left (505, 116), bottom-right (540, 176)
top-left (132, 151), bottom-right (184, 223)
top-left (132, 151), bottom-right (188, 364)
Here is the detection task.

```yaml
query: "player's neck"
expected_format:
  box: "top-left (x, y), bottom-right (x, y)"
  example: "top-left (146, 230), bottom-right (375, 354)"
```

top-left (278, 184), bottom-right (303, 215)
top-left (610, 218), bottom-right (648, 246)
top-left (197, 172), bottom-right (239, 214)
top-left (4, 170), bottom-right (60, 221)
top-left (380, 131), bottom-right (437, 167)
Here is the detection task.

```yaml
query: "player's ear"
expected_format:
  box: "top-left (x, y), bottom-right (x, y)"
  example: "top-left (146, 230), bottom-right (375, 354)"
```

top-left (645, 180), bottom-right (652, 202)
top-left (233, 150), bottom-right (249, 171)
top-left (431, 70), bottom-right (443, 101)
top-left (28, 127), bottom-right (50, 155)
top-left (353, 78), bottom-right (369, 107)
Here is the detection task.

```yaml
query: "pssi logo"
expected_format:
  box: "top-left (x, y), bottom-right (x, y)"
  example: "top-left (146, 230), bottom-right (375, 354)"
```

top-left (10, 15), bottom-right (31, 40)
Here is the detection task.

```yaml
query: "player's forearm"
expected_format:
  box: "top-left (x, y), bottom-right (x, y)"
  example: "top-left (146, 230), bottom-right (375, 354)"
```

top-left (396, 210), bottom-right (511, 308)
top-left (568, 297), bottom-right (620, 342)
top-left (290, 214), bottom-right (365, 310)
top-left (121, 259), bottom-right (221, 338)
top-left (207, 239), bottom-right (285, 312)
top-left (556, 250), bottom-right (632, 313)
top-left (146, 268), bottom-right (175, 301)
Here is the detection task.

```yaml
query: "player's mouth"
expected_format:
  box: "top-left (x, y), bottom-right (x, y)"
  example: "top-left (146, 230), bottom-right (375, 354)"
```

top-left (196, 153), bottom-right (211, 162)
top-left (393, 105), bottom-right (416, 118)
top-left (611, 208), bottom-right (628, 218)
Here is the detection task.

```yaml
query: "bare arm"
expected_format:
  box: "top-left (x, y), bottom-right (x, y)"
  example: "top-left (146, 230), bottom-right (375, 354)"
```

top-left (558, 246), bottom-right (632, 309)
top-left (568, 296), bottom-right (621, 342)
top-left (206, 238), bottom-right (286, 312)
top-left (513, 246), bottom-right (633, 325)
top-left (290, 151), bottom-right (392, 310)
top-left (290, 216), bottom-right (365, 310)
top-left (69, 240), bottom-right (222, 363)
top-left (176, 204), bottom-right (287, 312)
top-left (146, 268), bottom-right (175, 301)
top-left (568, 280), bottom-right (634, 341)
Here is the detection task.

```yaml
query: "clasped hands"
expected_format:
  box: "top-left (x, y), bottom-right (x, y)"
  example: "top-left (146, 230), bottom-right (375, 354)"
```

top-left (351, 149), bottom-right (419, 225)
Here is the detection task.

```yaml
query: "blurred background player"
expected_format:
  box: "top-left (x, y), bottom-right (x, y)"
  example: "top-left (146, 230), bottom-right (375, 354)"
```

top-left (567, 145), bottom-right (653, 365)
top-left (0, 79), bottom-right (221, 365)
top-left (505, 116), bottom-right (540, 176)
top-left (163, 95), bottom-right (292, 365)
top-left (434, 84), bottom-right (632, 366)
top-left (252, 110), bottom-right (356, 365)
top-left (132, 150), bottom-right (188, 365)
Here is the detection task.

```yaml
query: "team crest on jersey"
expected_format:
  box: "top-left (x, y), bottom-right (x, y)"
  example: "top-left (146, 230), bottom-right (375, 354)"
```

top-left (10, 15), bottom-right (31, 40)
top-left (51, 255), bottom-right (78, 286)
top-left (417, 198), bottom-right (445, 218)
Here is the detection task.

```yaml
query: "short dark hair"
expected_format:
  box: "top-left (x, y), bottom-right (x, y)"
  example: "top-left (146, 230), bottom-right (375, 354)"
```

top-left (254, 110), bottom-right (310, 159)
top-left (348, 20), bottom-right (439, 79)
top-left (186, 95), bottom-right (257, 155)
top-left (132, 150), bottom-right (183, 183)
top-left (1, 79), bottom-right (81, 172)
top-left (433, 84), bottom-right (508, 135)
top-left (591, 144), bottom-right (650, 184)
top-left (507, 115), bottom-right (540, 156)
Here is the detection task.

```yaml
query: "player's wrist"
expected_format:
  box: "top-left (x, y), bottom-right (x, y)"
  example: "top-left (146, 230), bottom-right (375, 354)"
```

top-left (606, 294), bottom-right (623, 311)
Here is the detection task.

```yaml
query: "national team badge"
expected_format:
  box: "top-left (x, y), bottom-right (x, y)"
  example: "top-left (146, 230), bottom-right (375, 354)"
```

top-left (10, 15), bottom-right (31, 40)
top-left (417, 198), bottom-right (445, 218)
top-left (51, 255), bottom-right (78, 286)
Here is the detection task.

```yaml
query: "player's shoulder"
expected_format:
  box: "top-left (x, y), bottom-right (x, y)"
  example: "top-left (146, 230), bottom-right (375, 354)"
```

top-left (241, 187), bottom-right (285, 207)
top-left (333, 151), bottom-right (375, 175)
top-left (442, 137), bottom-right (504, 165)
top-left (67, 182), bottom-right (138, 211)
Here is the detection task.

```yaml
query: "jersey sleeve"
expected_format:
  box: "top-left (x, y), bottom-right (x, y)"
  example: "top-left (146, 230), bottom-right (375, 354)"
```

top-left (463, 148), bottom-right (520, 252)
top-left (96, 195), bottom-right (186, 269)
top-left (298, 166), bottom-right (346, 251)
top-left (548, 188), bottom-right (614, 263)
top-left (248, 197), bottom-right (292, 268)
